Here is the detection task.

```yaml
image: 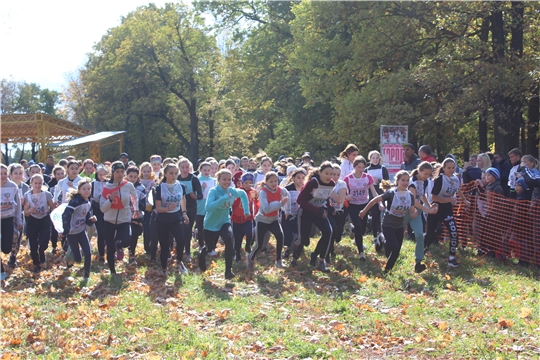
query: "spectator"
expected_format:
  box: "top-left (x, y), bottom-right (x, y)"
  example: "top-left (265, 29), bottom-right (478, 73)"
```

top-left (119, 152), bottom-right (129, 167)
top-left (486, 152), bottom-right (499, 170)
top-left (463, 154), bottom-right (482, 184)
top-left (418, 145), bottom-right (437, 163)
top-left (494, 151), bottom-right (511, 196)
top-left (507, 148), bottom-right (522, 199)
top-left (44, 155), bottom-right (55, 176)
top-left (400, 143), bottom-right (421, 171)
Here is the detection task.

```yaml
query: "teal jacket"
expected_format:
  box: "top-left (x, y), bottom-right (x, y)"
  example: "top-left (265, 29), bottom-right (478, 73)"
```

top-left (204, 185), bottom-right (249, 231)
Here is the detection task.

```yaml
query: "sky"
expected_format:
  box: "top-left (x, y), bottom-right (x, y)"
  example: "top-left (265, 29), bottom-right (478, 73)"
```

top-left (1, 0), bottom-right (173, 92)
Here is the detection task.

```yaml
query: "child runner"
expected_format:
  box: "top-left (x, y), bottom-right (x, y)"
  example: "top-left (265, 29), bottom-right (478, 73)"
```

top-left (53, 160), bottom-right (82, 204)
top-left (328, 164), bottom-right (348, 262)
top-left (150, 155), bottom-right (162, 179)
top-left (343, 156), bottom-right (379, 261)
top-left (153, 163), bottom-right (190, 276)
top-left (100, 161), bottom-right (139, 274)
top-left (424, 158), bottom-right (469, 267)
top-left (231, 172), bottom-right (259, 262)
top-left (360, 170), bottom-right (417, 273)
top-left (199, 169), bottom-right (250, 280)
top-left (126, 166), bottom-right (147, 265)
top-left (23, 174), bottom-right (56, 272)
top-left (294, 161), bottom-right (336, 272)
top-left (91, 165), bottom-right (108, 262)
top-left (196, 162), bottom-right (215, 250)
top-left (6, 164), bottom-right (29, 268)
top-left (247, 171), bottom-right (289, 270)
top-left (254, 157), bottom-right (273, 187)
top-left (48, 165), bottom-right (65, 255)
top-left (177, 157), bottom-right (203, 263)
top-left (366, 151), bottom-right (389, 243)
top-left (1, 164), bottom-right (23, 281)
top-left (282, 168), bottom-right (306, 259)
top-left (339, 144), bottom-right (359, 180)
top-left (80, 159), bottom-right (95, 179)
top-left (60, 178), bottom-right (97, 279)
top-left (406, 162), bottom-right (439, 273)
top-left (139, 162), bottom-right (156, 255)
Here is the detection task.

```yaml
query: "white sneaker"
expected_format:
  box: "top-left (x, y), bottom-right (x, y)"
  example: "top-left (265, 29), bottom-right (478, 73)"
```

top-left (275, 259), bottom-right (284, 269)
top-left (178, 262), bottom-right (188, 275)
top-left (359, 252), bottom-right (366, 261)
top-left (208, 250), bottom-right (217, 257)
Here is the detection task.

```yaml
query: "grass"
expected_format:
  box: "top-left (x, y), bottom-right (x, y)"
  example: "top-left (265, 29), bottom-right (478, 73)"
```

top-left (1, 232), bottom-right (539, 359)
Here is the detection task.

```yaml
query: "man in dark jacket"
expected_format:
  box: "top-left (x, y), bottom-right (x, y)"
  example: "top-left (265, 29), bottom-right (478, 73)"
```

top-left (400, 143), bottom-right (421, 171)
top-left (494, 151), bottom-right (511, 196)
top-left (463, 154), bottom-right (483, 184)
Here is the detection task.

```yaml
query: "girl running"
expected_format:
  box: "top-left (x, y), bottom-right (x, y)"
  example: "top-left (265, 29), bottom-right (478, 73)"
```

top-left (60, 178), bottom-right (97, 279)
top-left (254, 156), bottom-right (273, 187)
top-left (231, 172), bottom-right (259, 262)
top-left (282, 168), bottom-right (306, 259)
top-left (365, 151), bottom-right (389, 242)
top-left (360, 170), bottom-right (417, 273)
top-left (6, 164), bottom-right (29, 268)
top-left (247, 172), bottom-right (289, 270)
top-left (199, 169), bottom-right (250, 280)
top-left (178, 157), bottom-right (203, 263)
top-left (344, 156), bottom-right (379, 261)
top-left (424, 158), bottom-right (469, 267)
top-left (294, 162), bottom-right (336, 272)
top-left (54, 160), bottom-right (82, 204)
top-left (126, 166), bottom-right (147, 265)
top-left (339, 144), bottom-right (359, 180)
top-left (153, 163), bottom-right (190, 275)
top-left (100, 161), bottom-right (139, 274)
top-left (406, 162), bottom-right (439, 273)
top-left (23, 174), bottom-right (56, 272)
top-left (1, 164), bottom-right (23, 281)
top-left (328, 164), bottom-right (348, 262)
top-left (91, 165), bottom-right (108, 262)
top-left (80, 159), bottom-right (95, 179)
top-left (139, 162), bottom-right (156, 255)
top-left (196, 162), bottom-right (215, 251)
top-left (48, 165), bottom-right (66, 255)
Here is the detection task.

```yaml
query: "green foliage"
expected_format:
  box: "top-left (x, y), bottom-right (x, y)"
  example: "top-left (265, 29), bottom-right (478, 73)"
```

top-left (1, 79), bottom-right (59, 115)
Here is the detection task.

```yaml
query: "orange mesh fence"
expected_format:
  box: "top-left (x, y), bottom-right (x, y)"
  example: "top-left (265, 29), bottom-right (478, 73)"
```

top-left (438, 182), bottom-right (540, 266)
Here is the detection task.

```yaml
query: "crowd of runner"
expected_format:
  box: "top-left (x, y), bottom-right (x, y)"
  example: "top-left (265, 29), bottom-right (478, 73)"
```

top-left (1, 144), bottom-right (539, 281)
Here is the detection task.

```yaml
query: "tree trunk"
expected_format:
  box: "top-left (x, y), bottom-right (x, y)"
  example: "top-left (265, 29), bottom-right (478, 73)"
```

top-left (3, 144), bottom-right (9, 164)
top-left (138, 114), bottom-right (146, 162)
top-left (188, 100), bottom-right (199, 163)
top-left (527, 83), bottom-right (539, 157)
top-left (18, 143), bottom-right (25, 162)
top-left (208, 110), bottom-right (215, 157)
top-left (479, 109), bottom-right (488, 152)
top-left (31, 142), bottom-right (37, 161)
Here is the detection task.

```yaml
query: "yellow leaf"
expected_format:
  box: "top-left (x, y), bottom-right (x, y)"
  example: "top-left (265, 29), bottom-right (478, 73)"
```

top-left (445, 284), bottom-right (456, 291)
top-left (518, 307), bottom-right (531, 319)
top-left (340, 270), bottom-right (349, 276)
top-left (444, 274), bottom-right (452, 280)
top-left (437, 321), bottom-right (447, 330)
top-left (498, 317), bottom-right (513, 328)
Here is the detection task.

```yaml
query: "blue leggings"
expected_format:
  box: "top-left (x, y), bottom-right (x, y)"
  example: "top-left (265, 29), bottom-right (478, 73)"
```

top-left (404, 210), bottom-right (424, 261)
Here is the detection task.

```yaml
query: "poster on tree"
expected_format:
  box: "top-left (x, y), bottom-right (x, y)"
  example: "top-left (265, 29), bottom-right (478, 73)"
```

top-left (380, 125), bottom-right (408, 179)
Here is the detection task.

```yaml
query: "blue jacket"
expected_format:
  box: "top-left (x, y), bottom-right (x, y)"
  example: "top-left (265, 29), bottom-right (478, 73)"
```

top-left (204, 185), bottom-right (249, 231)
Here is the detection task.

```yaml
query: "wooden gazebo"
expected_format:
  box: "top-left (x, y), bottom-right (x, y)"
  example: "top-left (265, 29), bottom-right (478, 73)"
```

top-left (1, 113), bottom-right (125, 163)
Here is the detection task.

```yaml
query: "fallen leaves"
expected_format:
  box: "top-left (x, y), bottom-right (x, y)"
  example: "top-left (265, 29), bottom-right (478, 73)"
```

top-left (518, 307), bottom-right (532, 319)
top-left (498, 317), bottom-right (514, 328)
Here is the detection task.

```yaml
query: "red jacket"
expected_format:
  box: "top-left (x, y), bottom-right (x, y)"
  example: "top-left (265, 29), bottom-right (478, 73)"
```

top-left (421, 155), bottom-right (437, 163)
top-left (231, 187), bottom-right (259, 223)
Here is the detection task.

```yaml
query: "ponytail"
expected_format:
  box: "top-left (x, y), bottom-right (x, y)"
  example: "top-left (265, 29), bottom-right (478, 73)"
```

top-left (339, 144), bottom-right (359, 159)
top-left (380, 170), bottom-right (409, 191)
top-left (410, 161), bottom-right (433, 178)
top-left (308, 161), bottom-right (333, 180)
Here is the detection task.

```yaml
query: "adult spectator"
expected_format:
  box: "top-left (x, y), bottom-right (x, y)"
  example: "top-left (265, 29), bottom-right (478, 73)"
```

top-left (462, 154), bottom-right (482, 184)
top-left (400, 143), bottom-right (421, 171)
top-left (44, 155), bottom-right (55, 175)
top-left (486, 152), bottom-right (499, 170)
top-left (494, 151), bottom-right (511, 196)
top-left (119, 152), bottom-right (129, 167)
top-left (507, 148), bottom-right (522, 199)
top-left (418, 145), bottom-right (437, 163)
top-left (301, 152), bottom-right (315, 167)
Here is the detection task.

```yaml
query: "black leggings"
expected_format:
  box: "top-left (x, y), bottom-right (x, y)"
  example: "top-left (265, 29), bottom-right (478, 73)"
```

top-left (233, 221), bottom-right (253, 255)
top-left (293, 208), bottom-right (333, 261)
top-left (130, 220), bottom-right (144, 257)
top-left (281, 213), bottom-right (298, 248)
top-left (104, 222), bottom-right (131, 273)
top-left (157, 220), bottom-right (185, 270)
top-left (382, 226), bottom-right (404, 272)
top-left (26, 216), bottom-right (51, 266)
top-left (183, 209), bottom-right (197, 256)
top-left (196, 214), bottom-right (205, 248)
top-left (424, 210), bottom-right (458, 257)
top-left (249, 220), bottom-right (284, 261)
top-left (1, 217), bottom-right (15, 255)
top-left (93, 207), bottom-right (106, 257)
top-left (348, 203), bottom-right (369, 253)
top-left (202, 224), bottom-right (234, 274)
top-left (369, 204), bottom-right (382, 236)
top-left (67, 231), bottom-right (92, 277)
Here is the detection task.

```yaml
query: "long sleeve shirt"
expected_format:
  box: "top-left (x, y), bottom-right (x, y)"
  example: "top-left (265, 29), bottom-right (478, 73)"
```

top-left (204, 185), bottom-right (249, 231)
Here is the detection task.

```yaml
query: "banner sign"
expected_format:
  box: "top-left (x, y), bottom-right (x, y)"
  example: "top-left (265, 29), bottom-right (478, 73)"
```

top-left (380, 125), bottom-right (408, 178)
